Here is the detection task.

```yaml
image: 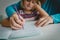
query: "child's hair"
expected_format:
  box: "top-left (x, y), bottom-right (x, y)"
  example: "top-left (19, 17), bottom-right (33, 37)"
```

top-left (21, 0), bottom-right (46, 4)
top-left (21, 0), bottom-right (46, 11)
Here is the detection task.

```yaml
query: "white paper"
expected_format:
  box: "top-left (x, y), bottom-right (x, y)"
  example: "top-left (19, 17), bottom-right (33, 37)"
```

top-left (0, 21), bottom-right (41, 39)
top-left (9, 21), bottom-right (41, 39)
top-left (0, 25), bottom-right (12, 39)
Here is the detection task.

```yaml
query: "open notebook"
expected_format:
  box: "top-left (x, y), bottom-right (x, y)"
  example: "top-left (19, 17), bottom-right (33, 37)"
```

top-left (0, 21), bottom-right (41, 39)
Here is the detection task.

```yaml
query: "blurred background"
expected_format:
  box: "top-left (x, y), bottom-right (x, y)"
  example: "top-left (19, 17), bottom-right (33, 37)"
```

top-left (0, 0), bottom-right (20, 23)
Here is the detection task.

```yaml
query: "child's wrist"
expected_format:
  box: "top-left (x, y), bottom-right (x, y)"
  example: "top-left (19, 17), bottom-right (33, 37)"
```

top-left (36, 7), bottom-right (42, 13)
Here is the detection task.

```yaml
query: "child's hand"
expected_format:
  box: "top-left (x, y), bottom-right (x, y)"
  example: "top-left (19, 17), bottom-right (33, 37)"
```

top-left (10, 13), bottom-right (25, 30)
top-left (34, 1), bottom-right (41, 10)
top-left (35, 16), bottom-right (53, 27)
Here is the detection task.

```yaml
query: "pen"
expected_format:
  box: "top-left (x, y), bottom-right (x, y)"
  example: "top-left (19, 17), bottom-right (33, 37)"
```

top-left (14, 5), bottom-right (24, 29)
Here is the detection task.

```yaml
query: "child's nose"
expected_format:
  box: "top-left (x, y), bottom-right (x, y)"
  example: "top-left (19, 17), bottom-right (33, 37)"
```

top-left (28, 2), bottom-right (31, 5)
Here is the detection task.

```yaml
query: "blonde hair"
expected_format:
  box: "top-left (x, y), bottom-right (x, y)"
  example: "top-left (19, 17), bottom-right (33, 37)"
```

top-left (21, 0), bottom-right (45, 4)
top-left (20, 0), bottom-right (45, 11)
top-left (22, 0), bottom-right (40, 4)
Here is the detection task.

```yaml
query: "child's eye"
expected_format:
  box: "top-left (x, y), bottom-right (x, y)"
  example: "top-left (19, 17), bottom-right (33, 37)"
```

top-left (26, 0), bottom-right (31, 2)
top-left (32, 1), bottom-right (35, 4)
top-left (26, 0), bottom-right (36, 4)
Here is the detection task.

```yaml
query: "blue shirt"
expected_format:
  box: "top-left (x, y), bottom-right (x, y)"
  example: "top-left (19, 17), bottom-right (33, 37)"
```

top-left (6, 0), bottom-right (60, 23)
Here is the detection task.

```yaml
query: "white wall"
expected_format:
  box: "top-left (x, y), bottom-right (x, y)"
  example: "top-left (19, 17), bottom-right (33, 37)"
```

top-left (0, 0), bottom-right (20, 19)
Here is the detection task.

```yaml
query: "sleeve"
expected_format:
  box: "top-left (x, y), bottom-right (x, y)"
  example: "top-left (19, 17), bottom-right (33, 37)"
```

top-left (5, 5), bottom-right (16, 18)
top-left (51, 13), bottom-right (60, 24)
top-left (5, 1), bottom-right (22, 18)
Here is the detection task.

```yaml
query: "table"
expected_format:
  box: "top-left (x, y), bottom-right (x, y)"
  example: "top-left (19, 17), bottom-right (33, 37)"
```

top-left (8, 23), bottom-right (60, 40)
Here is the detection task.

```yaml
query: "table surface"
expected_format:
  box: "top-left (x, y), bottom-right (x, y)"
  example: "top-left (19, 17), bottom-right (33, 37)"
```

top-left (8, 23), bottom-right (60, 40)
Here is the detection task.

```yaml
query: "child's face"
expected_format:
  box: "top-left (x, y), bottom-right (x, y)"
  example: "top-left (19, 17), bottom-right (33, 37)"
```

top-left (23, 0), bottom-right (36, 11)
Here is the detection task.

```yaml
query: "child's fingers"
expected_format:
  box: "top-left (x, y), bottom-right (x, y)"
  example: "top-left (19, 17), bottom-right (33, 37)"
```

top-left (41, 17), bottom-right (52, 27)
top-left (10, 24), bottom-right (21, 30)
top-left (14, 18), bottom-right (24, 26)
top-left (41, 17), bottom-right (53, 27)
top-left (10, 17), bottom-right (22, 29)
top-left (13, 13), bottom-right (25, 22)
top-left (35, 17), bottom-right (47, 25)
top-left (38, 18), bottom-right (48, 27)
top-left (14, 14), bottom-right (25, 24)
top-left (41, 20), bottom-right (49, 27)
top-left (35, 18), bottom-right (47, 27)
